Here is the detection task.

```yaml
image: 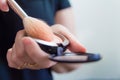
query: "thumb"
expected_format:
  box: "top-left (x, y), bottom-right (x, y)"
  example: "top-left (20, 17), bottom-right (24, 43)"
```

top-left (51, 24), bottom-right (86, 53)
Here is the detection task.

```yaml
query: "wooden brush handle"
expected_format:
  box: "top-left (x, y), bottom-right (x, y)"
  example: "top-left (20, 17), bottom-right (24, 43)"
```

top-left (7, 0), bottom-right (28, 19)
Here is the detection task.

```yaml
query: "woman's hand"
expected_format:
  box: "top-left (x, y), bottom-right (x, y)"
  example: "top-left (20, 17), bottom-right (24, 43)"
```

top-left (7, 30), bottom-right (56, 70)
top-left (51, 24), bottom-right (86, 53)
top-left (6, 25), bottom-right (86, 70)
top-left (51, 24), bottom-right (86, 73)
top-left (0, 0), bottom-right (9, 12)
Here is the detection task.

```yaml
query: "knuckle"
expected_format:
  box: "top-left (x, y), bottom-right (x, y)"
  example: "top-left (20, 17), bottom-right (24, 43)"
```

top-left (11, 53), bottom-right (22, 63)
top-left (11, 55), bottom-right (17, 63)
top-left (44, 62), bottom-right (55, 69)
top-left (8, 62), bottom-right (15, 68)
top-left (16, 52), bottom-right (24, 59)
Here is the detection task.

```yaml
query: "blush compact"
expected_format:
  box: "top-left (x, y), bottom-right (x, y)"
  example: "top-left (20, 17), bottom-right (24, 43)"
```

top-left (32, 33), bottom-right (102, 63)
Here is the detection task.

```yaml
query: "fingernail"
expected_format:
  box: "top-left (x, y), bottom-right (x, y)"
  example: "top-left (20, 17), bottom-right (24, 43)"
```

top-left (1, 0), bottom-right (9, 12)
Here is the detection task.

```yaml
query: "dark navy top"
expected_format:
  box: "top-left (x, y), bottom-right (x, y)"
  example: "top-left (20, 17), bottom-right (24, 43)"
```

top-left (0, 0), bottom-right (71, 80)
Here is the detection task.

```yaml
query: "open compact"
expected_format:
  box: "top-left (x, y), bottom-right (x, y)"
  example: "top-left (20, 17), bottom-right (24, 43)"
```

top-left (32, 33), bottom-right (102, 63)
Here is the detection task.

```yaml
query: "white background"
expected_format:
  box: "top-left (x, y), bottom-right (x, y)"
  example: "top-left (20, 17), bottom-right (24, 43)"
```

top-left (53, 0), bottom-right (120, 80)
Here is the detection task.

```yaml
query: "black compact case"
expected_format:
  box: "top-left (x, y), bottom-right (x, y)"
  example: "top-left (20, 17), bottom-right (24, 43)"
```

top-left (32, 33), bottom-right (102, 63)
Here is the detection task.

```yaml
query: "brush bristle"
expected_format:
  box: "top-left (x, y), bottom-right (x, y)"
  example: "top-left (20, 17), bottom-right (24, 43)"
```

top-left (23, 17), bottom-right (55, 42)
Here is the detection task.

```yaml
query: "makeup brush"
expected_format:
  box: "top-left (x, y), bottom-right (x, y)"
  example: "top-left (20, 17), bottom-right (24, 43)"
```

top-left (7, 0), bottom-right (61, 42)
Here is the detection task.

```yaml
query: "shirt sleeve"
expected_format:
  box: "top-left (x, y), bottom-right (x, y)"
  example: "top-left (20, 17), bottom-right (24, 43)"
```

top-left (55, 0), bottom-right (71, 11)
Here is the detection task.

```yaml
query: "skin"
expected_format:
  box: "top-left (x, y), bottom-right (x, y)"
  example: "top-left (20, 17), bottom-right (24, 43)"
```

top-left (51, 25), bottom-right (86, 73)
top-left (52, 8), bottom-right (86, 73)
top-left (1, 0), bottom-right (86, 73)
top-left (0, 0), bottom-right (9, 12)
top-left (7, 30), bottom-right (57, 70)
top-left (6, 25), bottom-right (86, 71)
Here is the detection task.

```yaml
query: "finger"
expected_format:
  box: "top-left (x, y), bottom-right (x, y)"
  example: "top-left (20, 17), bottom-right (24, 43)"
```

top-left (0, 0), bottom-right (9, 12)
top-left (14, 30), bottom-right (25, 58)
top-left (13, 30), bottom-right (27, 68)
top-left (51, 24), bottom-right (86, 53)
top-left (22, 37), bottom-right (56, 69)
top-left (6, 48), bottom-right (18, 68)
top-left (22, 62), bottom-right (40, 70)
top-left (13, 30), bottom-right (40, 69)
top-left (11, 44), bottom-right (26, 69)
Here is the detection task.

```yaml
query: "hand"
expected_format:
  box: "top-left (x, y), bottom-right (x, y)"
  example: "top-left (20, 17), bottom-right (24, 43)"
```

top-left (6, 25), bottom-right (86, 70)
top-left (7, 30), bottom-right (56, 70)
top-left (0, 0), bottom-right (9, 12)
top-left (51, 24), bottom-right (86, 53)
top-left (51, 24), bottom-right (86, 73)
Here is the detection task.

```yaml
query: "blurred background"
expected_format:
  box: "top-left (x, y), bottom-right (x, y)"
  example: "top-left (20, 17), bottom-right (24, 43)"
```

top-left (52, 0), bottom-right (120, 80)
